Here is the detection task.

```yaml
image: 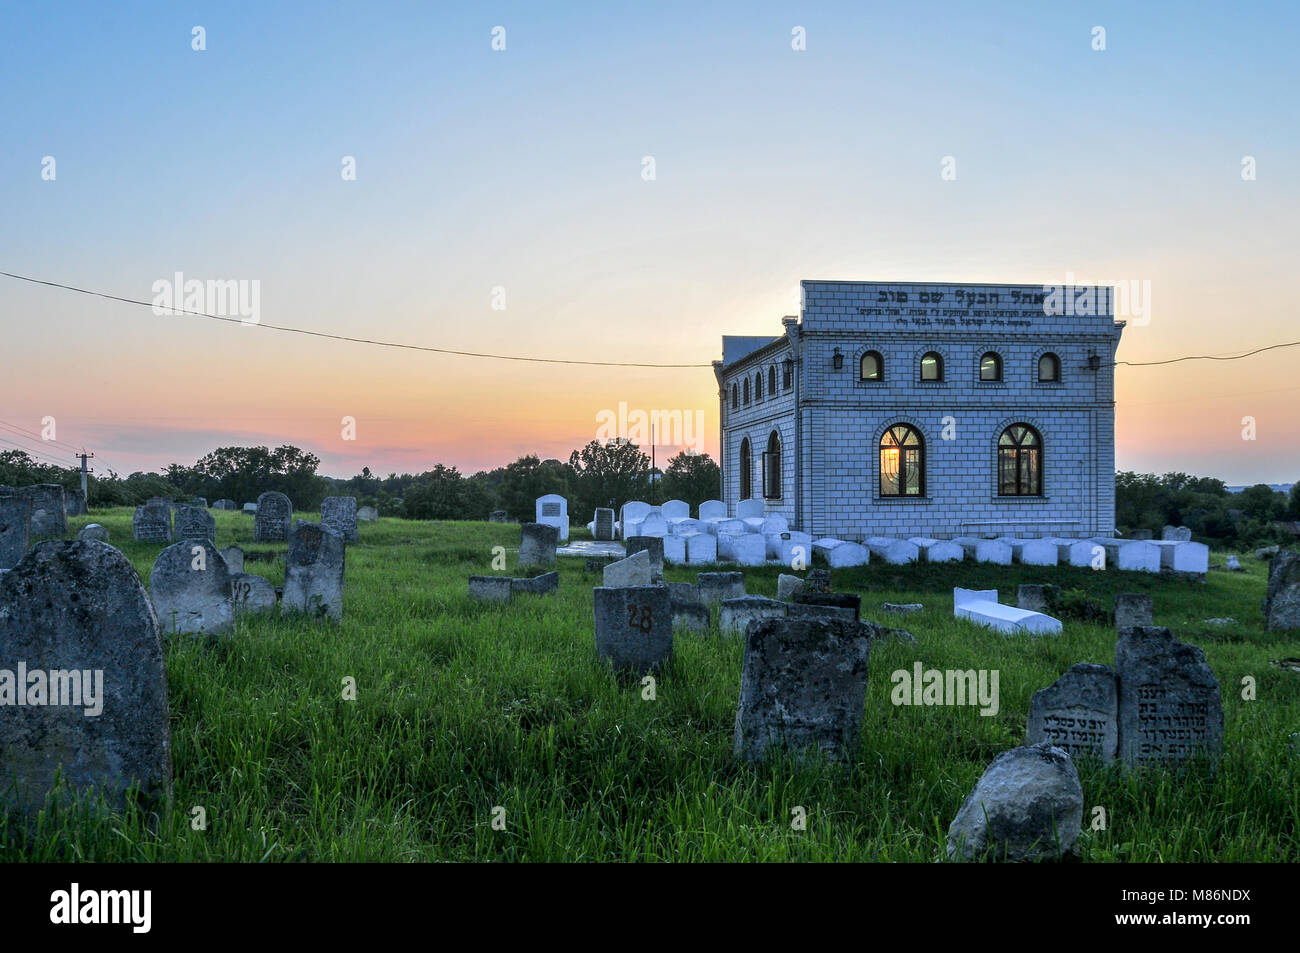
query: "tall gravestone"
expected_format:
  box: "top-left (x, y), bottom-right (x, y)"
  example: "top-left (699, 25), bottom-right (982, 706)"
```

top-left (518, 523), bottom-right (558, 568)
top-left (253, 491), bottom-right (293, 542)
top-left (281, 522), bottom-right (346, 622)
top-left (18, 484), bottom-right (66, 538)
top-left (150, 539), bottom-right (234, 636)
top-left (1114, 593), bottom-right (1154, 632)
top-left (1263, 550), bottom-right (1300, 632)
top-left (733, 617), bottom-right (873, 762)
top-left (0, 492), bottom-right (32, 570)
top-left (65, 488), bottom-right (87, 516)
top-left (1115, 626), bottom-right (1223, 767)
top-left (624, 536), bottom-right (664, 581)
top-left (175, 505), bottom-right (216, 543)
top-left (0, 540), bottom-right (172, 815)
top-left (593, 508), bottom-right (615, 541)
top-left (593, 585), bottom-right (672, 675)
top-left (320, 496), bottom-right (359, 543)
top-left (132, 501), bottom-right (173, 542)
top-left (1026, 663), bottom-right (1118, 762)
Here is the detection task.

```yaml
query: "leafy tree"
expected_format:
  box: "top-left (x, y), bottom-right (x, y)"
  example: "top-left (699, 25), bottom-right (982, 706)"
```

top-left (566, 440), bottom-right (651, 524)
top-left (659, 450), bottom-right (720, 512)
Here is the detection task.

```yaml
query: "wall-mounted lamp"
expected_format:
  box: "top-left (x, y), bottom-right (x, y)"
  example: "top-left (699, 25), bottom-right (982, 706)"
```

top-left (832, 347), bottom-right (844, 370)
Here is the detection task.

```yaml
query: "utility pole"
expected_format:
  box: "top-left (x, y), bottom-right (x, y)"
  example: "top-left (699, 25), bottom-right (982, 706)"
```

top-left (78, 452), bottom-right (93, 501)
top-left (650, 422), bottom-right (656, 505)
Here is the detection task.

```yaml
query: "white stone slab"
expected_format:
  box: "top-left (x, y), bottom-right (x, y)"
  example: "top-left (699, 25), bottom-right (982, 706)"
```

top-left (684, 532), bottom-right (717, 564)
top-left (910, 537), bottom-right (963, 563)
top-left (866, 538), bottom-right (919, 564)
top-left (662, 534), bottom-right (688, 565)
top-left (1151, 540), bottom-right (1209, 574)
top-left (1091, 538), bottom-right (1161, 573)
top-left (953, 587), bottom-right (1062, 636)
top-left (759, 515), bottom-right (789, 535)
top-left (974, 540), bottom-right (1013, 565)
top-left (813, 539), bottom-right (869, 568)
top-left (737, 499), bottom-right (765, 521)
top-left (670, 517), bottom-right (704, 535)
top-left (698, 500), bottom-right (726, 522)
top-left (535, 494), bottom-right (570, 542)
top-left (1017, 539), bottom-right (1060, 567)
top-left (719, 532), bottom-right (766, 565)
top-left (715, 518), bottom-right (747, 536)
top-left (1068, 540), bottom-right (1107, 568)
top-left (661, 499), bottom-right (689, 522)
top-left (637, 513), bottom-right (669, 538)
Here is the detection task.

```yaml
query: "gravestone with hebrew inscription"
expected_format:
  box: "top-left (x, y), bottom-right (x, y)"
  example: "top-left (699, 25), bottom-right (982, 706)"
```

top-left (1263, 550), bottom-right (1300, 632)
top-left (0, 492), bottom-right (32, 570)
top-left (518, 523), bottom-right (558, 568)
top-left (150, 539), bottom-right (234, 636)
top-left (593, 585), bottom-right (672, 675)
top-left (535, 494), bottom-right (569, 541)
top-left (320, 496), bottom-right (359, 543)
top-left (230, 572), bottom-right (277, 615)
top-left (253, 491), bottom-right (292, 542)
top-left (175, 505), bottom-right (216, 543)
top-left (1114, 592), bottom-right (1153, 632)
top-left (593, 507), bottom-right (615, 541)
top-left (1026, 662), bottom-right (1118, 762)
top-left (132, 501), bottom-right (173, 542)
top-left (1115, 626), bottom-right (1223, 767)
top-left (0, 540), bottom-right (172, 816)
top-left (281, 522), bottom-right (345, 622)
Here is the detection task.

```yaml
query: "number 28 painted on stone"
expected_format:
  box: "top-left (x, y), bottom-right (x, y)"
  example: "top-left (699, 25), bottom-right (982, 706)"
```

top-left (627, 604), bottom-right (653, 633)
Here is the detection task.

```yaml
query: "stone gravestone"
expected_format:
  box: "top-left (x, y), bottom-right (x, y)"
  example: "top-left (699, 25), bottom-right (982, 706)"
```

top-left (593, 507), bottom-right (615, 541)
top-left (518, 523), bottom-right (558, 568)
top-left (1162, 525), bottom-right (1192, 542)
top-left (281, 522), bottom-right (346, 622)
top-left (593, 585), bottom-right (672, 675)
top-left (1017, 584), bottom-right (1058, 613)
top-left (358, 506), bottom-right (379, 522)
top-left (18, 484), bottom-right (67, 538)
top-left (0, 492), bottom-right (32, 570)
top-left (242, 502), bottom-right (258, 516)
top-left (734, 618), bottom-right (873, 762)
top-left (624, 536), bottom-right (664, 582)
top-left (1115, 627), bottom-right (1224, 767)
top-left (213, 499), bottom-right (238, 511)
top-left (1114, 592), bottom-right (1154, 632)
top-left (65, 488), bottom-right (87, 516)
top-left (1026, 663), bottom-right (1118, 762)
top-left (603, 549), bottom-right (652, 587)
top-left (1263, 550), bottom-right (1300, 632)
top-left (469, 575), bottom-right (513, 603)
top-left (535, 494), bottom-right (569, 541)
top-left (175, 505), bottom-right (216, 543)
top-left (132, 500), bottom-right (173, 542)
top-left (150, 539), bottom-right (234, 636)
top-left (320, 496), bottom-right (359, 543)
top-left (220, 545), bottom-right (244, 574)
top-left (76, 523), bottom-right (110, 543)
top-left (698, 571), bottom-right (746, 608)
top-left (946, 743), bottom-right (1083, 862)
top-left (0, 540), bottom-right (172, 815)
top-left (488, 510), bottom-right (508, 523)
top-left (230, 572), bottom-right (277, 615)
top-left (254, 491), bottom-right (292, 542)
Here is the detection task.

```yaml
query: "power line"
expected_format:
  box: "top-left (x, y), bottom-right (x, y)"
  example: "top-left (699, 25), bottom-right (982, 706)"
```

top-left (0, 271), bottom-right (714, 369)
top-left (1116, 340), bottom-right (1300, 367)
top-left (0, 418), bottom-right (86, 455)
top-left (0, 436), bottom-right (74, 470)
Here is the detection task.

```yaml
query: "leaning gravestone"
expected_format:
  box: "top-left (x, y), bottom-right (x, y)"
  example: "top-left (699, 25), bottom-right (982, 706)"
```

top-left (733, 617), bottom-right (873, 762)
top-left (624, 536), bottom-right (664, 581)
top-left (518, 522), bottom-right (559, 568)
top-left (946, 743), bottom-right (1083, 862)
top-left (603, 549), bottom-right (652, 587)
top-left (175, 505), bottom-right (216, 543)
top-left (593, 585), bottom-right (672, 675)
top-left (1263, 550), bottom-right (1300, 632)
top-left (65, 487), bottom-right (87, 516)
top-left (0, 492), bottom-right (32, 570)
top-left (150, 539), bottom-right (234, 636)
top-left (320, 496), bottom-right (359, 543)
top-left (76, 523), bottom-right (110, 543)
top-left (253, 491), bottom-right (292, 542)
top-left (219, 545), bottom-right (244, 574)
top-left (18, 484), bottom-right (67, 538)
top-left (281, 522), bottom-right (346, 622)
top-left (1114, 592), bottom-right (1154, 632)
top-left (230, 572), bottom-right (277, 615)
top-left (0, 540), bottom-right (172, 815)
top-left (1115, 626), bottom-right (1224, 767)
top-left (1026, 663), bottom-right (1118, 762)
top-left (593, 507), bottom-right (615, 541)
top-left (132, 500), bottom-right (173, 542)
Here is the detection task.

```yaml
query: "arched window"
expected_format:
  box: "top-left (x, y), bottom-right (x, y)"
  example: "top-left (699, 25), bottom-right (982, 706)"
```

top-left (998, 424), bottom-right (1042, 496)
top-left (768, 365), bottom-right (777, 395)
top-left (743, 378), bottom-right (750, 404)
top-left (920, 351), bottom-right (944, 381)
top-left (980, 352), bottom-right (1002, 382)
top-left (762, 431), bottom-right (781, 500)
top-left (782, 360), bottom-right (793, 389)
top-left (739, 438), bottom-right (752, 499)
top-left (754, 372), bottom-right (763, 400)
top-left (731, 383), bottom-right (738, 409)
top-left (879, 424), bottom-right (924, 497)
top-left (860, 350), bottom-right (884, 381)
top-left (1038, 353), bottom-right (1061, 382)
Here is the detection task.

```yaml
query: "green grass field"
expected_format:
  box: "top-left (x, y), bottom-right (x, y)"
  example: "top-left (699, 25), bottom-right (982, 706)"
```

top-left (3, 508), bottom-right (1297, 862)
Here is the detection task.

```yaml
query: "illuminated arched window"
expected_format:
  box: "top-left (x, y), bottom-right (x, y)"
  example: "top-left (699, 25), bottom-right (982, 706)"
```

top-left (739, 437), bottom-right (752, 500)
top-left (879, 424), bottom-right (924, 497)
top-left (860, 350), bottom-right (883, 381)
top-left (998, 424), bottom-right (1042, 496)
top-left (980, 352), bottom-right (1002, 381)
top-left (1038, 353), bottom-right (1061, 382)
top-left (920, 351), bottom-right (944, 381)
top-left (762, 431), bottom-right (781, 500)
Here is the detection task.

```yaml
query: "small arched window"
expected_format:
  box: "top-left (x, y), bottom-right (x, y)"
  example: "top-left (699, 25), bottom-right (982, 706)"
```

top-left (782, 361), bottom-right (793, 389)
top-left (1038, 353), bottom-right (1061, 382)
top-left (743, 378), bottom-right (750, 404)
top-left (731, 383), bottom-right (738, 409)
top-left (739, 437), bottom-right (752, 500)
top-left (920, 351), bottom-right (944, 381)
top-left (860, 350), bottom-right (884, 381)
top-left (998, 424), bottom-right (1042, 496)
top-left (980, 352), bottom-right (1003, 382)
top-left (754, 372), bottom-right (763, 400)
top-left (768, 365), bottom-right (777, 395)
top-left (879, 424), bottom-right (924, 497)
top-left (762, 431), bottom-right (781, 500)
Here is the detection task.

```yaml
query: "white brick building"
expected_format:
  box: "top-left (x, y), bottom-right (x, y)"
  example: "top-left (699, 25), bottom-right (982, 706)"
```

top-left (714, 280), bottom-right (1125, 540)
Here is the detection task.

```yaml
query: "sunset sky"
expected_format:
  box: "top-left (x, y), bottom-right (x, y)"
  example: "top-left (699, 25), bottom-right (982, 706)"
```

top-left (2, 1), bottom-right (1297, 485)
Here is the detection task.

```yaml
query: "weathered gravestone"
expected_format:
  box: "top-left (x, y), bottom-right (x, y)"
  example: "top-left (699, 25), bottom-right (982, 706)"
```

top-left (776, 573), bottom-right (804, 601)
top-left (132, 501), bottom-right (173, 542)
top-left (281, 522), bottom-right (345, 622)
top-left (593, 585), bottom-right (672, 675)
top-left (219, 545), bottom-right (244, 574)
top-left (242, 502), bottom-right (257, 516)
top-left (175, 505), bottom-right (216, 543)
top-left (65, 488), bottom-right (87, 516)
top-left (358, 506), bottom-right (378, 522)
top-left (0, 493), bottom-right (32, 570)
top-left (1162, 525), bottom-right (1192, 542)
top-left (253, 491), bottom-right (293, 542)
top-left (672, 600), bottom-right (710, 633)
top-left (518, 522), bottom-right (559, 568)
top-left (946, 743), bottom-right (1083, 862)
top-left (1114, 592), bottom-right (1154, 632)
top-left (510, 571), bottom-right (558, 596)
top-left (488, 510), bottom-right (509, 523)
top-left (150, 539), bottom-right (234, 636)
top-left (230, 572), bottom-right (277, 615)
top-left (733, 617), bottom-right (873, 762)
top-left (593, 508), bottom-right (615, 541)
top-left (1026, 663), bottom-right (1118, 762)
top-left (213, 499), bottom-right (238, 511)
top-left (624, 536), bottom-right (664, 581)
top-left (76, 523), bottom-right (110, 543)
top-left (320, 496), bottom-right (359, 543)
top-left (468, 575), bottom-right (513, 603)
top-left (1115, 627), bottom-right (1223, 767)
top-left (698, 571), bottom-right (746, 608)
top-left (720, 595), bottom-right (787, 635)
top-left (791, 591), bottom-right (860, 621)
top-left (603, 549), bottom-right (652, 587)
top-left (0, 540), bottom-right (172, 815)
top-left (18, 484), bottom-right (67, 538)
top-left (1017, 584), bottom-right (1059, 613)
top-left (1263, 550), bottom-right (1300, 632)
